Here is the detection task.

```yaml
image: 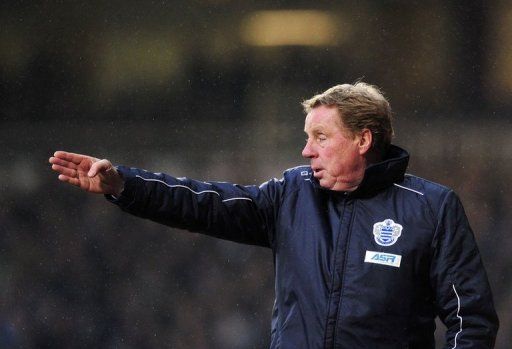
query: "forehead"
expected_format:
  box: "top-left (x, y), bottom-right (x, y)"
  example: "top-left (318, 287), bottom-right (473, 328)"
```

top-left (304, 105), bottom-right (343, 131)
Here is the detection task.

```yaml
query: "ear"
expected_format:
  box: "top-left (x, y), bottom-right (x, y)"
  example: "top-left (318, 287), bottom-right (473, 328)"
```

top-left (358, 128), bottom-right (373, 155)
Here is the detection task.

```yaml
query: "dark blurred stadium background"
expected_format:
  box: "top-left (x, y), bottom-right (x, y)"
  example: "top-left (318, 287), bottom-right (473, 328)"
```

top-left (1, 1), bottom-right (511, 348)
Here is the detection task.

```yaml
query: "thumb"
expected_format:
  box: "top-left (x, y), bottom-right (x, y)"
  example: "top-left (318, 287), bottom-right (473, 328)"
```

top-left (88, 159), bottom-right (112, 177)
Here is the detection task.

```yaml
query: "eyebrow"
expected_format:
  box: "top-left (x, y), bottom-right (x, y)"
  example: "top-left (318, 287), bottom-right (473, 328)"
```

top-left (304, 126), bottom-right (327, 134)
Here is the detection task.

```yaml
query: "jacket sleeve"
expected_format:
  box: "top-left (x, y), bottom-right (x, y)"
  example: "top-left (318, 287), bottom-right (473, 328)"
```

top-left (105, 165), bottom-right (284, 248)
top-left (430, 190), bottom-right (499, 348)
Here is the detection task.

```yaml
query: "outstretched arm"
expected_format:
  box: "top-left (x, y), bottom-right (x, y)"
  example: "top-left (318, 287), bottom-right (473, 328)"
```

top-left (104, 166), bottom-right (285, 247)
top-left (50, 151), bottom-right (285, 247)
top-left (49, 151), bottom-right (124, 196)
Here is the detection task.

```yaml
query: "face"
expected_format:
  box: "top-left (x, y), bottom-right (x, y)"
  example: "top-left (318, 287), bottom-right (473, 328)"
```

top-left (302, 105), bottom-right (368, 191)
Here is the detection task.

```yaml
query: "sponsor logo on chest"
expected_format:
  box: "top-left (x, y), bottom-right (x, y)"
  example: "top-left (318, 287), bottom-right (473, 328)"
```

top-left (364, 251), bottom-right (402, 268)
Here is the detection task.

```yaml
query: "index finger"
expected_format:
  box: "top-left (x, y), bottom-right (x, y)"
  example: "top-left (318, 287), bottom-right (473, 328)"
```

top-left (53, 151), bottom-right (89, 165)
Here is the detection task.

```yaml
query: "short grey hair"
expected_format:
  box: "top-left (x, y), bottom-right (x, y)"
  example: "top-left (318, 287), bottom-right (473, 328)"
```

top-left (302, 82), bottom-right (394, 156)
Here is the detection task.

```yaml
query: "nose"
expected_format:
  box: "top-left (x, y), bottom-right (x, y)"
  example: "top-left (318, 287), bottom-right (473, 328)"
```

top-left (302, 139), bottom-right (316, 159)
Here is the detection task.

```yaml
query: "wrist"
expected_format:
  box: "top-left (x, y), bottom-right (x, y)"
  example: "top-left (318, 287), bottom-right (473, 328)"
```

top-left (112, 182), bottom-right (124, 197)
top-left (111, 166), bottom-right (125, 197)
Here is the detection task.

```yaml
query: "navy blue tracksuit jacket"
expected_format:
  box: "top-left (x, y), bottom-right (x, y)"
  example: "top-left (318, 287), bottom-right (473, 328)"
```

top-left (108, 145), bottom-right (498, 348)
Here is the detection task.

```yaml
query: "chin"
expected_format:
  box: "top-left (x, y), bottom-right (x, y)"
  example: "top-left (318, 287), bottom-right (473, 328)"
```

top-left (319, 180), bottom-right (335, 190)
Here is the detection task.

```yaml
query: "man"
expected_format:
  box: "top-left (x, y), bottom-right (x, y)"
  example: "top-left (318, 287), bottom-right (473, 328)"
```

top-left (49, 82), bottom-right (498, 348)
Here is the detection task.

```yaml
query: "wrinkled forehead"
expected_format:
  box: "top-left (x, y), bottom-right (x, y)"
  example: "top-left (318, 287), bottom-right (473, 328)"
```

top-left (304, 105), bottom-right (343, 131)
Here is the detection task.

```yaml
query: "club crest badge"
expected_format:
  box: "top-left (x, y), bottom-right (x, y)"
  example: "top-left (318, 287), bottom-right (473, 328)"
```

top-left (373, 219), bottom-right (403, 246)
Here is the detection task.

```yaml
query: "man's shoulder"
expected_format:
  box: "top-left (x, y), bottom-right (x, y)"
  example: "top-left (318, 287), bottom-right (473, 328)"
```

top-left (281, 165), bottom-right (315, 183)
top-left (401, 174), bottom-right (452, 194)
top-left (282, 165), bottom-right (312, 177)
top-left (269, 165), bottom-right (314, 192)
top-left (396, 174), bottom-right (454, 210)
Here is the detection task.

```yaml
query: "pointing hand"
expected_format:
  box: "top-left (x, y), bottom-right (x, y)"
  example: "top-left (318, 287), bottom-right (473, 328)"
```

top-left (49, 151), bottom-right (124, 196)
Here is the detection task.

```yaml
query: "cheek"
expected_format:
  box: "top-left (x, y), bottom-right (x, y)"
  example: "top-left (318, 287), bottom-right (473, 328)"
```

top-left (322, 149), bottom-right (342, 170)
top-left (323, 147), bottom-right (351, 173)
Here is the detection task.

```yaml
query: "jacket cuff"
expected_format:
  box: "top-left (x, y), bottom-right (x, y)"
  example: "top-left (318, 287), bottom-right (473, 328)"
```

top-left (104, 165), bottom-right (141, 208)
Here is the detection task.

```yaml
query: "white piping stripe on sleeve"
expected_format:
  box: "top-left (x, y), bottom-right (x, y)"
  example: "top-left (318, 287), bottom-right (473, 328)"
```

top-left (452, 284), bottom-right (463, 349)
top-left (135, 175), bottom-right (253, 203)
top-left (393, 183), bottom-right (424, 196)
top-left (222, 197), bottom-right (253, 203)
top-left (136, 176), bottom-right (221, 196)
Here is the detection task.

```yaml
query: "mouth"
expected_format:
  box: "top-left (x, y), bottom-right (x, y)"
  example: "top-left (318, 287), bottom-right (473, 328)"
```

top-left (312, 168), bottom-right (323, 177)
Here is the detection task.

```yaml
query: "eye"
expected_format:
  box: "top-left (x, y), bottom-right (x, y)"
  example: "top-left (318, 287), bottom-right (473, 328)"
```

top-left (317, 134), bottom-right (327, 142)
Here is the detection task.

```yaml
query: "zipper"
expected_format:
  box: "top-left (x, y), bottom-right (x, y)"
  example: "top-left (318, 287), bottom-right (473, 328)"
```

top-left (332, 199), bottom-right (356, 348)
top-left (323, 195), bottom-right (351, 349)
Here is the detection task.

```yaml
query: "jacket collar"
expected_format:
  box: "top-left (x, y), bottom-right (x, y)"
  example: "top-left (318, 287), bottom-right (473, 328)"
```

top-left (311, 144), bottom-right (410, 198)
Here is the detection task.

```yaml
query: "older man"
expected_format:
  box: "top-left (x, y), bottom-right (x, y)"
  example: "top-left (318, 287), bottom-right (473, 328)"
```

top-left (49, 82), bottom-right (498, 348)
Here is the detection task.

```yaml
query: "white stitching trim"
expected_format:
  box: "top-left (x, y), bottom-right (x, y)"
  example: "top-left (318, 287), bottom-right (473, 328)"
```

top-left (393, 183), bottom-right (424, 196)
top-left (288, 165), bottom-right (310, 171)
top-left (135, 175), bottom-right (254, 203)
top-left (222, 197), bottom-right (253, 203)
top-left (452, 284), bottom-right (463, 349)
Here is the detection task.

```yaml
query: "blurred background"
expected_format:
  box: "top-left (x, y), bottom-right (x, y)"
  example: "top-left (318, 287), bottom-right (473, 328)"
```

top-left (1, 0), bottom-right (511, 348)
